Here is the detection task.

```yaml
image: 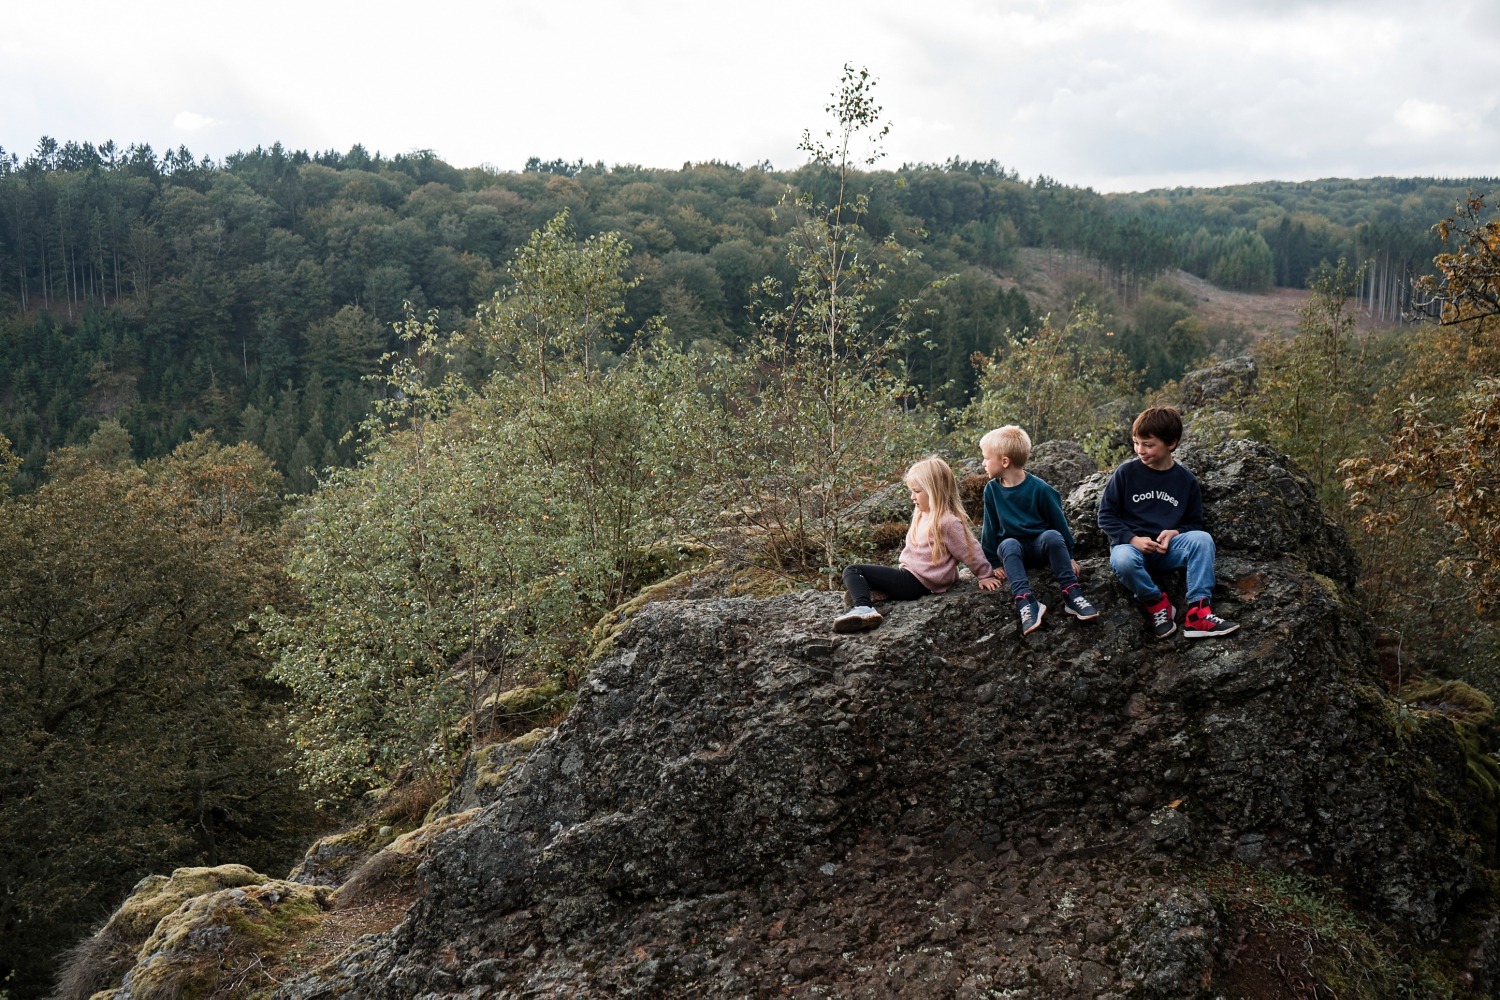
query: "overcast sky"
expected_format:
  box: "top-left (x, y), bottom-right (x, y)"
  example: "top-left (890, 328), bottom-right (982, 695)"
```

top-left (3, 0), bottom-right (1497, 193)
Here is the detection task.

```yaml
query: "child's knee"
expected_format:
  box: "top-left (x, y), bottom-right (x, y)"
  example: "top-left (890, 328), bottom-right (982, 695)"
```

top-left (1109, 544), bottom-right (1142, 575)
top-left (1177, 530), bottom-right (1216, 558)
top-left (999, 538), bottom-right (1023, 558)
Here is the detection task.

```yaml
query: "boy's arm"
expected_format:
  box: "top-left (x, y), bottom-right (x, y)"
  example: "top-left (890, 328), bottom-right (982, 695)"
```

top-left (1039, 480), bottom-right (1076, 556)
top-left (1096, 468), bottom-right (1133, 546)
top-left (1179, 471), bottom-right (1206, 533)
top-left (980, 481), bottom-right (1002, 567)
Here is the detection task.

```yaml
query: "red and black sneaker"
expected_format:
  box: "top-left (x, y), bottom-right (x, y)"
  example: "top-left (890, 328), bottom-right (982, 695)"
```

top-left (1184, 599), bottom-right (1239, 638)
top-left (1143, 592), bottom-right (1176, 639)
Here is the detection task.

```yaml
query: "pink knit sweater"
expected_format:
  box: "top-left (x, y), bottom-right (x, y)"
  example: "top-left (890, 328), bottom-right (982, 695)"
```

top-left (898, 510), bottom-right (995, 593)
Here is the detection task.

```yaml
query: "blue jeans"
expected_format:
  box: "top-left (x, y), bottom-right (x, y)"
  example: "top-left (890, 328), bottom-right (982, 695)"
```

top-left (999, 530), bottom-right (1077, 600)
top-left (1108, 530), bottom-right (1216, 604)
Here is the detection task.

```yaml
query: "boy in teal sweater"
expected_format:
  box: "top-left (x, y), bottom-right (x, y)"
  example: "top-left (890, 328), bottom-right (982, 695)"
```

top-left (980, 425), bottom-right (1099, 635)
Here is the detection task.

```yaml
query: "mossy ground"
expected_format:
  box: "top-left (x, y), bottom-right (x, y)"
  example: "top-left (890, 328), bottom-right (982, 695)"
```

top-left (1198, 863), bottom-right (1479, 998)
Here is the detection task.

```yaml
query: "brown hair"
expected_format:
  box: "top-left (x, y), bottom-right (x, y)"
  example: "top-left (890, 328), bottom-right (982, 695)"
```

top-left (1131, 405), bottom-right (1183, 446)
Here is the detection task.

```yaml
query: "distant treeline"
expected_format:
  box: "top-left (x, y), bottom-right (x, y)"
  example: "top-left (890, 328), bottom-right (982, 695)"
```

top-left (0, 137), bottom-right (1491, 490)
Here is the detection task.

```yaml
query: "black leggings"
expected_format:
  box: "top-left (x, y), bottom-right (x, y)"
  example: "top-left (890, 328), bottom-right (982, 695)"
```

top-left (843, 564), bottom-right (932, 608)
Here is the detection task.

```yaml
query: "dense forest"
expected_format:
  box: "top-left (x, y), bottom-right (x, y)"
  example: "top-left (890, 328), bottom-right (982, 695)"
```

top-left (1, 133), bottom-right (1487, 492)
top-left (3, 67), bottom-right (1500, 998)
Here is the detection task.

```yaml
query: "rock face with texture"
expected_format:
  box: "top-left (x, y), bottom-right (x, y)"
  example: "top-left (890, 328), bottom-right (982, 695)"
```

top-left (1175, 356), bottom-right (1257, 414)
top-left (1025, 439), bottom-right (1099, 499)
top-left (275, 440), bottom-right (1495, 999)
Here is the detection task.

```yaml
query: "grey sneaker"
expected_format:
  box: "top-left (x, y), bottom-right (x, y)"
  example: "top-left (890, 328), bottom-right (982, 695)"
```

top-left (834, 605), bottom-right (884, 633)
top-left (1017, 597), bottom-right (1046, 636)
top-left (1062, 589), bottom-right (1099, 621)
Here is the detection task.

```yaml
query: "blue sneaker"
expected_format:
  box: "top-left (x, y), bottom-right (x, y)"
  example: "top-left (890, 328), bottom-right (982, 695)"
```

top-left (1016, 597), bottom-right (1046, 636)
top-left (1062, 588), bottom-right (1099, 621)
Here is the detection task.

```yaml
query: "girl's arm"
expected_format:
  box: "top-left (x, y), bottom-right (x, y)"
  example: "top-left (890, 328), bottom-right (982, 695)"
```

top-left (941, 514), bottom-right (995, 581)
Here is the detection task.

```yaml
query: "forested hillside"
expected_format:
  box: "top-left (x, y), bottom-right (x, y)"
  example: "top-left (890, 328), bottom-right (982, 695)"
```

top-left (1, 136), bottom-right (1489, 491)
top-left (4, 66), bottom-right (1500, 997)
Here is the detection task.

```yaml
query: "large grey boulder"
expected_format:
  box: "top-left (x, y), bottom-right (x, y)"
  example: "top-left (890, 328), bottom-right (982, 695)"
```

top-left (277, 442), bottom-right (1492, 999)
top-left (1176, 355), bottom-right (1257, 412)
top-left (1027, 438), bottom-right (1099, 498)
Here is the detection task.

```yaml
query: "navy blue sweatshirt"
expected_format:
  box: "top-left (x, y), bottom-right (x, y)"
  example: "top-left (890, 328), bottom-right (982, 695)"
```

top-left (1096, 458), bottom-right (1205, 545)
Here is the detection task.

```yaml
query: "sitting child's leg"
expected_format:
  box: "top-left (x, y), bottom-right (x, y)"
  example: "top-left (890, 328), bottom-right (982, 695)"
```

top-left (1108, 543), bottom-right (1158, 603)
top-left (1000, 538), bottom-right (1045, 635)
top-left (1036, 529), bottom-right (1097, 621)
top-left (835, 564), bottom-right (929, 633)
top-left (1166, 531), bottom-right (1239, 638)
top-left (1109, 543), bottom-right (1175, 639)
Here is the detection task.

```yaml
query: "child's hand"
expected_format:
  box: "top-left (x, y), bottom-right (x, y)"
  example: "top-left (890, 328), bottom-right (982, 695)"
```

top-left (1131, 535), bottom-right (1165, 554)
top-left (1070, 558), bottom-right (1082, 577)
top-left (979, 576), bottom-right (1003, 592)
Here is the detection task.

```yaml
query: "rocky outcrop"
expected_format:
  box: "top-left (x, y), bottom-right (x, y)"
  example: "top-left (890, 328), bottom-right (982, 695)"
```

top-left (51, 865), bottom-right (326, 1000)
top-left (1026, 439), bottom-right (1099, 499)
top-left (272, 439), bottom-right (1496, 999)
top-left (1175, 356), bottom-right (1257, 414)
top-left (116, 879), bottom-right (331, 999)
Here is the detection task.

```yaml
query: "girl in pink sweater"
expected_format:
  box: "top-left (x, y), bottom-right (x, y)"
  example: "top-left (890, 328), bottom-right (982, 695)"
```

top-left (834, 457), bottom-right (1002, 633)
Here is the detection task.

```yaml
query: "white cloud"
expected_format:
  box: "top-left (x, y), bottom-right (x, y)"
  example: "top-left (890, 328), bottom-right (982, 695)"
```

top-left (1392, 100), bottom-right (1472, 141)
top-left (2, 0), bottom-right (1498, 190)
top-left (173, 112), bottom-right (220, 133)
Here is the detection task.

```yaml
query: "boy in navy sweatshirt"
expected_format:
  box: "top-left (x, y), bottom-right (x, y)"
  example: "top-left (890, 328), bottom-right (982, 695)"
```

top-left (1097, 406), bottom-right (1239, 639)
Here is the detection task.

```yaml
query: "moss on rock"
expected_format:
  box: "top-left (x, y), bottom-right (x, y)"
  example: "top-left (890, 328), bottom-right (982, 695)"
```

top-left (125, 880), bottom-right (331, 998)
top-left (106, 864), bottom-right (270, 942)
top-left (287, 821), bottom-right (400, 887)
top-left (480, 726), bottom-right (552, 791)
top-left (333, 808), bottom-right (481, 908)
top-left (440, 727), bottom-right (556, 817)
top-left (482, 679), bottom-right (565, 719)
top-left (590, 562), bottom-right (722, 659)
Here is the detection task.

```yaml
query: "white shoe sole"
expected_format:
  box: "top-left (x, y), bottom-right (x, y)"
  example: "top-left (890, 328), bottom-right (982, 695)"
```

top-left (834, 614), bottom-right (882, 634)
top-left (1184, 622), bottom-right (1240, 638)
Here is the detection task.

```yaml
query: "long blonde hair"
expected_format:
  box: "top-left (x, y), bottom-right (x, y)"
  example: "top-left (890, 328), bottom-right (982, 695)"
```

top-left (905, 456), bottom-right (970, 562)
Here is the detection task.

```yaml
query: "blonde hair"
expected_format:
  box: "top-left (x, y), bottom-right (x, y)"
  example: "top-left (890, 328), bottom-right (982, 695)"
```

top-left (904, 456), bottom-right (969, 562)
top-left (979, 425), bottom-right (1031, 468)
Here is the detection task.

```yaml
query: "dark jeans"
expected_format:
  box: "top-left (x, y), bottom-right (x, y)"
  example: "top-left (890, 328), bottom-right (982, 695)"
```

top-left (842, 564), bottom-right (931, 608)
top-left (999, 529), bottom-right (1077, 600)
